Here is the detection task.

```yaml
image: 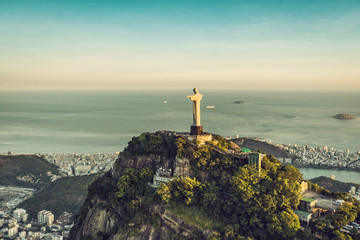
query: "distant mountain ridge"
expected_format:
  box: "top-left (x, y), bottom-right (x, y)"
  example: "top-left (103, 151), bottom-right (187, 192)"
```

top-left (0, 154), bottom-right (60, 189)
top-left (19, 174), bottom-right (99, 219)
top-left (0, 154), bottom-right (100, 220)
top-left (310, 176), bottom-right (360, 193)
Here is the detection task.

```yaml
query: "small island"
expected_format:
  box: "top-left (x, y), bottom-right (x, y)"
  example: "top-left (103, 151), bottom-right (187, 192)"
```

top-left (234, 100), bottom-right (245, 104)
top-left (334, 114), bottom-right (357, 120)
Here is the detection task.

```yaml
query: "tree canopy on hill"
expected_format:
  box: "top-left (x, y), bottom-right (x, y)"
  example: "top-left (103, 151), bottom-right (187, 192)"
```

top-left (0, 154), bottom-right (59, 189)
top-left (157, 156), bottom-right (303, 239)
top-left (19, 174), bottom-right (99, 219)
top-left (124, 132), bottom-right (177, 159)
top-left (310, 176), bottom-right (360, 193)
top-left (71, 132), bottom-right (360, 240)
top-left (83, 132), bottom-right (303, 239)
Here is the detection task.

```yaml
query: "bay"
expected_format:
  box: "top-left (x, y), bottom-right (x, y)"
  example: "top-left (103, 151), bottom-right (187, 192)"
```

top-left (0, 89), bottom-right (359, 154)
top-left (297, 167), bottom-right (360, 184)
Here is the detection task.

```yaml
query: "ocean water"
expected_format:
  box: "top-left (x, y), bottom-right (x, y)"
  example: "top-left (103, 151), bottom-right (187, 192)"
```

top-left (0, 89), bottom-right (359, 154)
top-left (297, 167), bottom-right (360, 184)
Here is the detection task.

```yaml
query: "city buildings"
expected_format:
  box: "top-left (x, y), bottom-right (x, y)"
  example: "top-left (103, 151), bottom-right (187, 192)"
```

top-left (38, 210), bottom-right (55, 226)
top-left (13, 208), bottom-right (26, 221)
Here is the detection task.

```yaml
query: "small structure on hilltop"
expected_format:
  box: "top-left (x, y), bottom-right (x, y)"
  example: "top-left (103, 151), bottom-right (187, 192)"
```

top-left (150, 167), bottom-right (173, 188)
top-left (248, 152), bottom-right (264, 174)
top-left (186, 88), bottom-right (212, 144)
top-left (299, 197), bottom-right (317, 211)
top-left (294, 210), bottom-right (312, 225)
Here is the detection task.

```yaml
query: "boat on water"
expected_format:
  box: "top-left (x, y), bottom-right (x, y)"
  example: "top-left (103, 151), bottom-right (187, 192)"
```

top-left (163, 100), bottom-right (167, 104)
top-left (206, 106), bottom-right (215, 109)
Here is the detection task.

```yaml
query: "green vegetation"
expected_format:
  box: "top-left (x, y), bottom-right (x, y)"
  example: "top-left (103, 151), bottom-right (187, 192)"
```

top-left (308, 180), bottom-right (351, 200)
top-left (85, 168), bottom-right (159, 226)
top-left (157, 152), bottom-right (303, 239)
top-left (74, 132), bottom-right (360, 239)
top-left (119, 133), bottom-right (303, 239)
top-left (19, 174), bottom-right (98, 219)
top-left (125, 132), bottom-right (177, 158)
top-left (305, 195), bottom-right (360, 240)
top-left (157, 177), bottom-right (203, 205)
top-left (310, 176), bottom-right (360, 193)
top-left (0, 154), bottom-right (60, 189)
top-left (332, 203), bottom-right (360, 229)
top-left (176, 139), bottom-right (245, 182)
top-left (211, 134), bottom-right (230, 151)
top-left (167, 202), bottom-right (222, 230)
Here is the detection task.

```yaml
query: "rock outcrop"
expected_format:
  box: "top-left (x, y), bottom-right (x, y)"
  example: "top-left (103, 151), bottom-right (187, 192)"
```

top-left (334, 113), bottom-right (357, 119)
top-left (112, 152), bottom-right (173, 179)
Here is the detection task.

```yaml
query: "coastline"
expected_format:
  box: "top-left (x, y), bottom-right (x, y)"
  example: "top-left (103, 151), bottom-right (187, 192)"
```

top-left (3, 151), bottom-right (360, 174)
top-left (289, 163), bottom-right (360, 173)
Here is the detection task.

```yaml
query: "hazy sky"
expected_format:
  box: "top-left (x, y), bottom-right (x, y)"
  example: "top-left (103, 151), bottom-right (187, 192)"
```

top-left (0, 0), bottom-right (359, 90)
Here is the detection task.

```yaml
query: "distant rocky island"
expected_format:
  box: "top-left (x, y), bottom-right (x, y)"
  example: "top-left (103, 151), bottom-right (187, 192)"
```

top-left (334, 113), bottom-right (357, 120)
top-left (234, 100), bottom-right (245, 104)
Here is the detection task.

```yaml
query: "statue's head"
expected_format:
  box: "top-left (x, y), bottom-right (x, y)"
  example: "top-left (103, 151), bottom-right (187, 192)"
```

top-left (193, 88), bottom-right (198, 94)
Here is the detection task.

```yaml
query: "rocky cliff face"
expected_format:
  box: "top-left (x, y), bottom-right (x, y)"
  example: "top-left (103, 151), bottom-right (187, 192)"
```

top-left (69, 131), bottom-right (209, 240)
top-left (70, 197), bottom-right (117, 240)
top-left (112, 152), bottom-right (173, 179)
top-left (71, 199), bottom-right (212, 240)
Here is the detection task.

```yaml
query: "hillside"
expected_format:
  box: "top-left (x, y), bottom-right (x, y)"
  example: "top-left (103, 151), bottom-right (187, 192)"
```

top-left (0, 154), bottom-right (60, 189)
top-left (19, 174), bottom-right (99, 219)
top-left (231, 138), bottom-right (292, 158)
top-left (310, 176), bottom-right (360, 193)
top-left (69, 131), bottom-right (304, 240)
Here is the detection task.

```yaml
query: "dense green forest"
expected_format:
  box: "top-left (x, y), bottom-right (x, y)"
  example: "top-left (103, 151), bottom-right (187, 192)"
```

top-left (20, 174), bottom-right (99, 219)
top-left (0, 154), bottom-right (59, 189)
top-left (76, 132), bottom-right (360, 240)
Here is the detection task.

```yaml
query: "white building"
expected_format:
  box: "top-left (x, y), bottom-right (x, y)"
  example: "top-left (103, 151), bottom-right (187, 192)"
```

top-left (8, 219), bottom-right (17, 228)
top-left (8, 226), bottom-right (18, 238)
top-left (13, 208), bottom-right (26, 221)
top-left (350, 186), bottom-right (356, 195)
top-left (38, 210), bottom-right (55, 226)
top-left (151, 168), bottom-right (172, 188)
top-left (22, 213), bottom-right (29, 222)
top-left (52, 234), bottom-right (63, 240)
top-left (19, 230), bottom-right (26, 239)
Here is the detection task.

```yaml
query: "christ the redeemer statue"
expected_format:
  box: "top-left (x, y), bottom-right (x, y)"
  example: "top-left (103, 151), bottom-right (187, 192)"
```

top-left (187, 88), bottom-right (204, 135)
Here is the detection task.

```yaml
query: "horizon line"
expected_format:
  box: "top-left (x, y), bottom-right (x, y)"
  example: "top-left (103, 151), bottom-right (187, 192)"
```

top-left (1, 88), bottom-right (360, 92)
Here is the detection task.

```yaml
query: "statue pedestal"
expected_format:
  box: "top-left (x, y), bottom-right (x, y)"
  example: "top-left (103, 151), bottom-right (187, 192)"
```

top-left (190, 133), bottom-right (213, 146)
top-left (190, 125), bottom-right (203, 135)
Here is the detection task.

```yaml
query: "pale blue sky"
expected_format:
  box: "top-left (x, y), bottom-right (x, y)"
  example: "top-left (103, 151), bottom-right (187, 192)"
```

top-left (0, 0), bottom-right (359, 90)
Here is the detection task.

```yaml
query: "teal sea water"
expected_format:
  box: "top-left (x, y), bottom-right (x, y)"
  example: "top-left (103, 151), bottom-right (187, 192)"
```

top-left (297, 167), bottom-right (360, 184)
top-left (0, 90), bottom-right (359, 154)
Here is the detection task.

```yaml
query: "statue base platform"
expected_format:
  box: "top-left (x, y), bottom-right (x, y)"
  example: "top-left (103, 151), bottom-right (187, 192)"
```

top-left (190, 125), bottom-right (203, 135)
top-left (190, 133), bottom-right (213, 145)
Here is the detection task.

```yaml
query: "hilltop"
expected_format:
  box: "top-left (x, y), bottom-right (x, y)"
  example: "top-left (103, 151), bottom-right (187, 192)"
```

top-left (310, 176), bottom-right (360, 193)
top-left (69, 131), bottom-right (304, 240)
top-left (0, 154), bottom-right (60, 189)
